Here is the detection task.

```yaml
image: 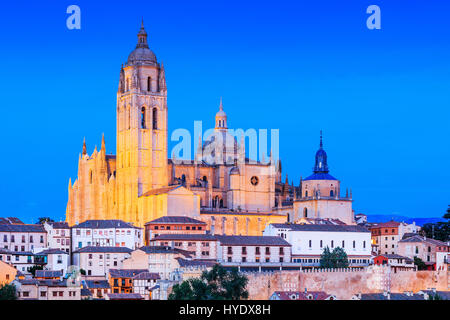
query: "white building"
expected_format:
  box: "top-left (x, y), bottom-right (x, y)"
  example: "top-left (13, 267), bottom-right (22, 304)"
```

top-left (71, 220), bottom-right (143, 252)
top-left (263, 223), bottom-right (371, 267)
top-left (34, 249), bottom-right (69, 275)
top-left (44, 221), bottom-right (71, 254)
top-left (72, 246), bottom-right (132, 277)
top-left (215, 235), bottom-right (292, 265)
top-left (0, 224), bottom-right (47, 253)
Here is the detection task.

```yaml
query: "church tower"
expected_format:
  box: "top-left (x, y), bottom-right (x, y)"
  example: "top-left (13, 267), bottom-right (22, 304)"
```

top-left (116, 21), bottom-right (168, 223)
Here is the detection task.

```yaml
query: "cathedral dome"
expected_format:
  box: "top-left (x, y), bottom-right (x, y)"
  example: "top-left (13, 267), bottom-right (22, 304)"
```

top-left (304, 131), bottom-right (337, 181)
top-left (127, 47), bottom-right (157, 65)
top-left (127, 20), bottom-right (157, 66)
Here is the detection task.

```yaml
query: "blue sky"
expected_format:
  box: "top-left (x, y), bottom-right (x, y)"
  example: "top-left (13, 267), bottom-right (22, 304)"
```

top-left (0, 0), bottom-right (448, 223)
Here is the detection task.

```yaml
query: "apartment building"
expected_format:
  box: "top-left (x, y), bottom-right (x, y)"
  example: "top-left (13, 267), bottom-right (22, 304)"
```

top-left (71, 220), bottom-right (143, 252)
top-left (144, 216), bottom-right (207, 244)
top-left (370, 221), bottom-right (420, 255)
top-left (264, 223), bottom-right (371, 268)
top-left (72, 246), bottom-right (132, 276)
top-left (44, 221), bottom-right (71, 254)
top-left (150, 234), bottom-right (218, 260)
top-left (0, 224), bottom-right (47, 252)
top-left (398, 235), bottom-right (449, 270)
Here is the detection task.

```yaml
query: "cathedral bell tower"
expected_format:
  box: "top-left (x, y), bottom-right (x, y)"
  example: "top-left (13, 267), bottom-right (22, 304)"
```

top-left (116, 20), bottom-right (168, 223)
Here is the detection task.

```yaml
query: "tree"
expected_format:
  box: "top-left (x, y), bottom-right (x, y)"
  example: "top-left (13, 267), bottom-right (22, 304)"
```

top-left (320, 246), bottom-right (349, 269)
top-left (168, 265), bottom-right (248, 300)
top-left (28, 265), bottom-right (43, 277)
top-left (333, 247), bottom-right (350, 268)
top-left (37, 217), bottom-right (54, 225)
top-left (428, 292), bottom-right (443, 300)
top-left (0, 284), bottom-right (17, 300)
top-left (320, 246), bottom-right (333, 268)
top-left (421, 206), bottom-right (450, 242)
top-left (414, 257), bottom-right (427, 270)
top-left (79, 268), bottom-right (86, 275)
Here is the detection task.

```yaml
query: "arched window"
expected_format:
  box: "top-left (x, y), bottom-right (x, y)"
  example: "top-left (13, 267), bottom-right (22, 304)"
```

top-left (303, 207), bottom-right (308, 218)
top-left (89, 170), bottom-right (93, 184)
top-left (141, 107), bottom-right (146, 129)
top-left (202, 176), bottom-right (208, 184)
top-left (219, 199), bottom-right (224, 208)
top-left (330, 190), bottom-right (334, 197)
top-left (152, 108), bottom-right (158, 130)
top-left (126, 78), bottom-right (129, 91)
top-left (305, 191), bottom-right (308, 197)
top-left (181, 174), bottom-right (186, 186)
top-left (147, 77), bottom-right (151, 92)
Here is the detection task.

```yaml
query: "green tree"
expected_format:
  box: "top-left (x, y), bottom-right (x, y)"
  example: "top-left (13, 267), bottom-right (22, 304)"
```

top-left (28, 265), bottom-right (43, 277)
top-left (428, 293), bottom-right (443, 300)
top-left (319, 246), bottom-right (333, 268)
top-left (421, 206), bottom-right (450, 242)
top-left (320, 246), bottom-right (349, 268)
top-left (0, 284), bottom-right (17, 300)
top-left (37, 217), bottom-right (54, 225)
top-left (414, 257), bottom-right (427, 270)
top-left (168, 265), bottom-right (248, 300)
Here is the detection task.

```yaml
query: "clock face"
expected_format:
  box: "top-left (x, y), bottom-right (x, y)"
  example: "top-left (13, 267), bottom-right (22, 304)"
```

top-left (250, 176), bottom-right (259, 186)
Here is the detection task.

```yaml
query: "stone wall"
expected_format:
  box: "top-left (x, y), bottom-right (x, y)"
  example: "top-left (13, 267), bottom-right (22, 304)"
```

top-left (244, 266), bottom-right (449, 300)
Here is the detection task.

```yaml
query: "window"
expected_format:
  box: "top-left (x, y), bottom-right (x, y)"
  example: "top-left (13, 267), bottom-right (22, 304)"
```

top-left (342, 241), bottom-right (345, 248)
top-left (29, 236), bottom-right (33, 243)
top-left (152, 108), bottom-right (158, 130)
top-left (242, 257), bottom-right (246, 262)
top-left (303, 208), bottom-right (308, 218)
top-left (227, 247), bottom-right (232, 255)
top-left (320, 240), bottom-right (323, 248)
top-left (279, 257), bottom-right (284, 263)
top-left (22, 235), bottom-right (25, 243)
top-left (141, 107), bottom-right (146, 129)
top-left (40, 236), bottom-right (44, 243)
top-left (309, 240), bottom-right (312, 248)
top-left (265, 247), bottom-right (270, 254)
top-left (242, 247), bottom-right (247, 255)
top-left (363, 241), bottom-right (366, 249)
top-left (330, 190), bottom-right (334, 197)
top-left (255, 247), bottom-right (260, 255)
top-left (279, 247), bottom-right (284, 255)
top-left (331, 241), bottom-right (334, 248)
top-left (353, 241), bottom-right (356, 248)
top-left (3, 235), bottom-right (6, 242)
top-left (11, 235), bottom-right (15, 243)
top-left (147, 77), bottom-right (151, 92)
top-left (40, 291), bottom-right (46, 297)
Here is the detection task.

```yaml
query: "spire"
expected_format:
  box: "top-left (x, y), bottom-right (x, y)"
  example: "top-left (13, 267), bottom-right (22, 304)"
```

top-left (136, 19), bottom-right (149, 49)
top-left (215, 97), bottom-right (227, 130)
top-left (82, 138), bottom-right (87, 155)
top-left (159, 61), bottom-right (166, 92)
top-left (320, 130), bottom-right (323, 149)
top-left (219, 97), bottom-right (223, 111)
top-left (313, 130), bottom-right (329, 174)
top-left (101, 133), bottom-right (106, 152)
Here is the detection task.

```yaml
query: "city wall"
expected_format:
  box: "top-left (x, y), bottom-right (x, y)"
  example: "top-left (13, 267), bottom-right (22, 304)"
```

top-left (244, 266), bottom-right (449, 300)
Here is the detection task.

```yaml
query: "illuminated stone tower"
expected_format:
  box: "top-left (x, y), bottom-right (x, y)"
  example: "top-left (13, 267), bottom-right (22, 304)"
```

top-left (116, 21), bottom-right (168, 223)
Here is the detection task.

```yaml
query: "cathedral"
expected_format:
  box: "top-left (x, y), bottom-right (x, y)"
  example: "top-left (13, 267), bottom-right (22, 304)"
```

top-left (66, 22), bottom-right (355, 235)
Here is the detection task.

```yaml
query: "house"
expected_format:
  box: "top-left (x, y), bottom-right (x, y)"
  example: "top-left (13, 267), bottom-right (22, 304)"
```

top-left (0, 217), bottom-right (24, 225)
top-left (84, 279), bottom-right (111, 299)
top-left (150, 233), bottom-right (218, 260)
top-left (131, 271), bottom-right (161, 300)
top-left (270, 289), bottom-right (337, 300)
top-left (351, 291), bottom-right (424, 300)
top-left (369, 221), bottom-right (420, 255)
top-left (34, 249), bottom-right (69, 275)
top-left (13, 278), bottom-right (81, 300)
top-left (0, 260), bottom-right (17, 285)
top-left (108, 269), bottom-right (152, 294)
top-left (263, 223), bottom-right (371, 268)
top-left (0, 248), bottom-right (36, 274)
top-left (122, 246), bottom-right (193, 280)
top-left (72, 246), bottom-right (132, 276)
top-left (71, 219), bottom-right (143, 253)
top-left (373, 254), bottom-right (415, 271)
top-left (44, 221), bottom-right (71, 254)
top-left (0, 223), bottom-right (47, 253)
top-left (144, 216), bottom-right (207, 244)
top-left (216, 235), bottom-right (292, 268)
top-left (398, 235), bottom-right (449, 270)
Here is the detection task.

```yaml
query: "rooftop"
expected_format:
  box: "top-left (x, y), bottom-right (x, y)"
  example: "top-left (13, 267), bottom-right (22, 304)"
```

top-left (73, 246), bottom-right (132, 254)
top-left (73, 220), bottom-right (140, 230)
top-left (108, 269), bottom-right (148, 279)
top-left (0, 224), bottom-right (45, 233)
top-left (215, 235), bottom-right (291, 246)
top-left (270, 223), bottom-right (370, 233)
top-left (272, 291), bottom-right (333, 300)
top-left (107, 293), bottom-right (144, 300)
top-left (145, 216), bottom-right (206, 225)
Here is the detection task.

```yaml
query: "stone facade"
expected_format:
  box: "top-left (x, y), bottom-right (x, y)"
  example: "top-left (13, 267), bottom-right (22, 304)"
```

top-left (244, 266), bottom-right (449, 300)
